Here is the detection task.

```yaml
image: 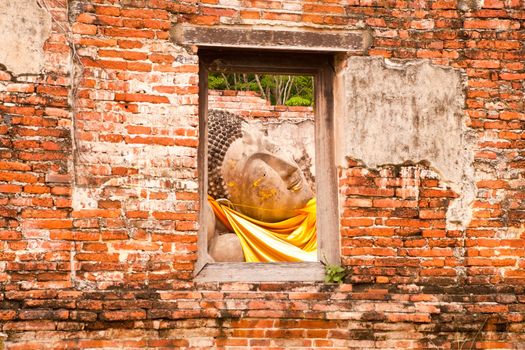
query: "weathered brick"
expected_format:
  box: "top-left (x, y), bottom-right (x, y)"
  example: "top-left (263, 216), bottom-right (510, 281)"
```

top-left (1, 1), bottom-right (524, 348)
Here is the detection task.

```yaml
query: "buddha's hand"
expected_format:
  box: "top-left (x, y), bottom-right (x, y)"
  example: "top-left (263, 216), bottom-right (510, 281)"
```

top-left (208, 233), bottom-right (244, 262)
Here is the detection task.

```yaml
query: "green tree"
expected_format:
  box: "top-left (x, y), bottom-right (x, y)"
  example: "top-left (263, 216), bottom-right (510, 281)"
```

top-left (208, 73), bottom-right (314, 106)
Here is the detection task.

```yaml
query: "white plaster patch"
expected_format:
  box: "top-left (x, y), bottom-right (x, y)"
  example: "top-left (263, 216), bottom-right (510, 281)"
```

top-left (336, 57), bottom-right (476, 229)
top-left (0, 0), bottom-right (52, 75)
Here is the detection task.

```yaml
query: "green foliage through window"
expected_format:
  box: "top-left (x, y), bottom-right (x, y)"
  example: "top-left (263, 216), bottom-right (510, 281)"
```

top-left (208, 73), bottom-right (314, 106)
top-left (285, 96), bottom-right (312, 107)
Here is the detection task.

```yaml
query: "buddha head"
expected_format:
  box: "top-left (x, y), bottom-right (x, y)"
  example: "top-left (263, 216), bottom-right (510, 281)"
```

top-left (208, 110), bottom-right (314, 222)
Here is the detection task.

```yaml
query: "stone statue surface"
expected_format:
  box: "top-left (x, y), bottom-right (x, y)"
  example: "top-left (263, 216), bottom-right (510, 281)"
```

top-left (206, 110), bottom-right (315, 262)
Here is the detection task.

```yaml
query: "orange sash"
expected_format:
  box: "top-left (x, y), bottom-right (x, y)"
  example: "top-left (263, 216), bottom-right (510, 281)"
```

top-left (208, 196), bottom-right (317, 262)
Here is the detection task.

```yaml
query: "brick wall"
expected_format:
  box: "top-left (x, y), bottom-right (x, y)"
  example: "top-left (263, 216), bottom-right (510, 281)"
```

top-left (0, 0), bottom-right (524, 349)
top-left (208, 89), bottom-right (314, 120)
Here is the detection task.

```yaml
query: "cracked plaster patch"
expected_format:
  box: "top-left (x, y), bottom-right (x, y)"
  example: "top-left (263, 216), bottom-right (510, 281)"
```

top-left (336, 56), bottom-right (476, 229)
top-left (0, 0), bottom-right (52, 75)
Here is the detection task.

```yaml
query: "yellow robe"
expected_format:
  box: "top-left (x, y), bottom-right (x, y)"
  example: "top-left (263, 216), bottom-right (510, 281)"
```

top-left (208, 196), bottom-right (317, 262)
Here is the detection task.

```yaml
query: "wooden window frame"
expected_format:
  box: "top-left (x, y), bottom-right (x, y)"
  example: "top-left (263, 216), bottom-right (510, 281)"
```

top-left (194, 48), bottom-right (339, 282)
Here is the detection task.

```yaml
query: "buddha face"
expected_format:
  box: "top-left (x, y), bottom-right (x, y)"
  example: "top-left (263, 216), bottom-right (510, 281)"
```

top-left (220, 125), bottom-right (313, 222)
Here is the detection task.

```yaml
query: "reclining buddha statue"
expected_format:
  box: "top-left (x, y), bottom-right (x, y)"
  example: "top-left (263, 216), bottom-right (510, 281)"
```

top-left (206, 109), bottom-right (317, 263)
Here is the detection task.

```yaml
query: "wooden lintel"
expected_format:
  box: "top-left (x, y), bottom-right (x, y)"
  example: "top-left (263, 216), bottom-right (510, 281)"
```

top-left (172, 24), bottom-right (372, 53)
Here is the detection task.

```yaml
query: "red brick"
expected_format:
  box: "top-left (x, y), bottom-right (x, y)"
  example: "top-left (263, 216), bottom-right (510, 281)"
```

top-left (0, 184), bottom-right (22, 193)
top-left (124, 136), bottom-right (175, 146)
top-left (121, 8), bottom-right (169, 19)
top-left (500, 72), bottom-right (525, 80)
top-left (23, 185), bottom-right (50, 194)
top-left (143, 19), bottom-right (170, 30)
top-left (118, 40), bottom-right (144, 49)
top-left (464, 19), bottom-right (519, 30)
top-left (104, 28), bottom-right (156, 38)
top-left (127, 62), bottom-right (152, 72)
top-left (190, 15), bottom-right (220, 25)
top-left (72, 210), bottom-right (120, 219)
top-left (95, 6), bottom-right (121, 16)
top-left (76, 13), bottom-right (96, 24)
top-left (21, 210), bottom-right (68, 219)
top-left (75, 253), bottom-right (119, 262)
top-left (78, 38), bottom-right (118, 47)
top-left (3, 321), bottom-right (56, 331)
top-left (303, 4), bottom-right (345, 14)
top-left (72, 23), bottom-right (98, 35)
top-left (0, 161), bottom-right (31, 171)
top-left (0, 172), bottom-right (38, 183)
top-left (98, 15), bottom-right (123, 26)
top-left (32, 220), bottom-right (73, 229)
top-left (240, 10), bottom-right (260, 19)
top-left (152, 212), bottom-right (197, 221)
top-left (98, 50), bottom-right (148, 61)
top-left (7, 84), bottom-right (35, 93)
top-left (114, 93), bottom-right (169, 103)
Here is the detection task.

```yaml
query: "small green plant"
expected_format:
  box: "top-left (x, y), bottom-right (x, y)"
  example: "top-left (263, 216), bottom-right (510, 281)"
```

top-left (285, 96), bottom-right (312, 107)
top-left (323, 262), bottom-right (348, 284)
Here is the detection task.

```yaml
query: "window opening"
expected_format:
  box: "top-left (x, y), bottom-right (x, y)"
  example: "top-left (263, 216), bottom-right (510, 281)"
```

top-left (206, 73), bottom-right (317, 263)
top-left (196, 49), bottom-right (339, 282)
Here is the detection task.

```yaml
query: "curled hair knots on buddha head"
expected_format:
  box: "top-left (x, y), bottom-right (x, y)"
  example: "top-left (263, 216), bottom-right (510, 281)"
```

top-left (208, 109), bottom-right (243, 200)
